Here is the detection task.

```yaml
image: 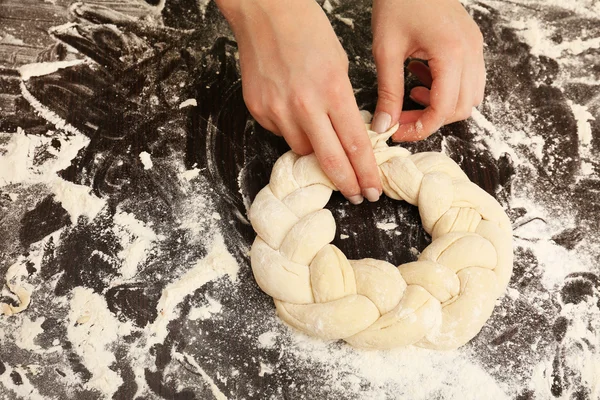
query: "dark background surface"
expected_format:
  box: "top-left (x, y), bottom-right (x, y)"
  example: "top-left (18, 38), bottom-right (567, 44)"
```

top-left (0, 0), bottom-right (599, 399)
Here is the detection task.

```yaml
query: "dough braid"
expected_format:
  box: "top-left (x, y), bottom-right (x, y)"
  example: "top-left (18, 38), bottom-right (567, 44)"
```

top-left (249, 124), bottom-right (513, 350)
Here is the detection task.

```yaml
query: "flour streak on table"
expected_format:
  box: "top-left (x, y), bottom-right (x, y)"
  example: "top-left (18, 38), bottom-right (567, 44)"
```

top-left (0, 0), bottom-right (599, 399)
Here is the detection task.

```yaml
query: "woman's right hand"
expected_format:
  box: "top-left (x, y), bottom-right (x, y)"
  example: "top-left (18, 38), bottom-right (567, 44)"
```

top-left (216, 0), bottom-right (382, 204)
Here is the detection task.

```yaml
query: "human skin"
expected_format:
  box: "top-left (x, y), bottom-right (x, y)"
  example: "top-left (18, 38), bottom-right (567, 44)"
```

top-left (215, 0), bottom-right (485, 204)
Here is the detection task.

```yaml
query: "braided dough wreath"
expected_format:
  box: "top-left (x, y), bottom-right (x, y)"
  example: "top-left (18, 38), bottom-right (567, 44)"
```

top-left (248, 124), bottom-right (513, 350)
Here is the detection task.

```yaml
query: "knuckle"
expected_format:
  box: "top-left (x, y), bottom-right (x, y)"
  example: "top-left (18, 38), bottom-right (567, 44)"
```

top-left (445, 37), bottom-right (466, 56)
top-left (430, 104), bottom-right (453, 125)
top-left (290, 91), bottom-right (313, 112)
top-left (372, 42), bottom-right (400, 63)
top-left (244, 98), bottom-right (264, 118)
top-left (344, 136), bottom-right (366, 156)
top-left (267, 101), bottom-right (285, 117)
top-left (327, 83), bottom-right (347, 106)
top-left (377, 84), bottom-right (402, 104)
top-left (292, 143), bottom-right (312, 156)
top-left (473, 29), bottom-right (484, 47)
top-left (320, 154), bottom-right (344, 173)
top-left (475, 92), bottom-right (485, 106)
top-left (455, 105), bottom-right (473, 120)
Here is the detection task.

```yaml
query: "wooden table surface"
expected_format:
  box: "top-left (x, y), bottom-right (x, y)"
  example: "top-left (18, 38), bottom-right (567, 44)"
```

top-left (1, 1), bottom-right (599, 399)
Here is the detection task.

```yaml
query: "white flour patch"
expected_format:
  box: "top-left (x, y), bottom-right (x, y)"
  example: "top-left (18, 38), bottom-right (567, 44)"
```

top-left (0, 33), bottom-right (25, 45)
top-left (335, 14), bottom-right (354, 29)
top-left (0, 128), bottom-right (89, 187)
top-left (19, 60), bottom-right (84, 81)
top-left (68, 287), bottom-right (134, 397)
top-left (568, 101), bottom-right (596, 168)
top-left (20, 82), bottom-right (85, 136)
top-left (0, 364), bottom-right (44, 399)
top-left (258, 362), bottom-right (274, 377)
top-left (510, 196), bottom-right (590, 290)
top-left (197, 0), bottom-right (211, 18)
top-left (49, 179), bottom-right (106, 224)
top-left (139, 151), bottom-right (153, 170)
top-left (0, 130), bottom-right (30, 187)
top-left (179, 98), bottom-right (198, 108)
top-left (258, 331), bottom-right (278, 348)
top-left (237, 165), bottom-right (252, 214)
top-left (179, 167), bottom-right (202, 182)
top-left (470, 109), bottom-right (521, 163)
top-left (148, 233), bottom-right (239, 346)
top-left (15, 316), bottom-right (45, 351)
top-left (376, 221), bottom-right (398, 231)
top-left (189, 295), bottom-right (223, 321)
top-left (322, 0), bottom-right (335, 13)
top-left (113, 210), bottom-right (161, 280)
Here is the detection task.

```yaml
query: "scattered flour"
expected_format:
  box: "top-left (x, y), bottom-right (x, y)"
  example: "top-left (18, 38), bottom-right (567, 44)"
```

top-left (258, 362), bottom-right (274, 377)
top-left (529, 299), bottom-right (600, 399)
top-left (335, 14), bottom-right (354, 29)
top-left (20, 81), bottom-right (85, 136)
top-left (172, 352), bottom-right (228, 400)
top-left (189, 295), bottom-right (223, 321)
top-left (197, 0), bottom-right (211, 18)
top-left (283, 331), bottom-right (510, 400)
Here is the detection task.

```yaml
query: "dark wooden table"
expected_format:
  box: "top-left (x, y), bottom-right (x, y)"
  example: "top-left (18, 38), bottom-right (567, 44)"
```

top-left (1, 1), bottom-right (599, 399)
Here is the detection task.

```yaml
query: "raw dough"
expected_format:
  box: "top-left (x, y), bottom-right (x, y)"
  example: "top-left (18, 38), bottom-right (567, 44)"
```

top-left (249, 124), bottom-right (513, 350)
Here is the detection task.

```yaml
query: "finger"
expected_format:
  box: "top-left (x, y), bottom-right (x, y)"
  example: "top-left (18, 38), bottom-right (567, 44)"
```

top-left (282, 129), bottom-right (313, 155)
top-left (372, 42), bottom-right (410, 133)
top-left (409, 86), bottom-right (431, 106)
top-left (393, 57), bottom-right (461, 141)
top-left (329, 88), bottom-right (382, 201)
top-left (271, 112), bottom-right (314, 155)
top-left (398, 109), bottom-right (423, 126)
top-left (255, 117), bottom-right (281, 136)
top-left (301, 113), bottom-right (363, 204)
top-left (474, 51), bottom-right (486, 106)
top-left (407, 60), bottom-right (433, 88)
top-left (445, 52), bottom-right (477, 125)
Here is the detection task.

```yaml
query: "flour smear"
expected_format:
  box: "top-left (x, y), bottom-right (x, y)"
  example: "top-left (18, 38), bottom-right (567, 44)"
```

top-left (2, 1), bottom-right (600, 399)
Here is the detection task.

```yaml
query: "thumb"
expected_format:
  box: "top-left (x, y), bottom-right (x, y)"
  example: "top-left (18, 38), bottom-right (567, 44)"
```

top-left (372, 48), bottom-right (407, 133)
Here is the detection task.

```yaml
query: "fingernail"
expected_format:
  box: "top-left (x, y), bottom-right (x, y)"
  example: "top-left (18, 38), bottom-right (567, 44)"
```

top-left (348, 194), bottom-right (364, 205)
top-left (363, 187), bottom-right (380, 202)
top-left (371, 112), bottom-right (392, 133)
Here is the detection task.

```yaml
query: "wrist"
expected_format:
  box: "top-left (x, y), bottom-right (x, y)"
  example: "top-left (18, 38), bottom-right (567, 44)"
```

top-left (215, 0), bottom-right (280, 26)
